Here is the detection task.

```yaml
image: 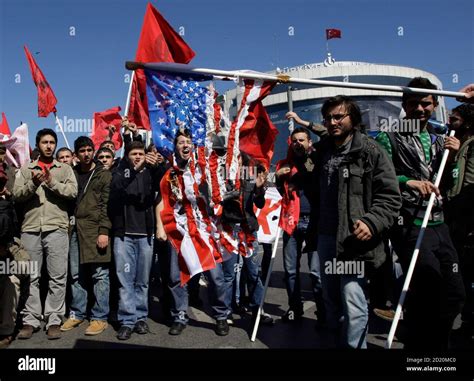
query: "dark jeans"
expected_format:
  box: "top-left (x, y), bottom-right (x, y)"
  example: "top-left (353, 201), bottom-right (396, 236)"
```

top-left (391, 223), bottom-right (465, 350)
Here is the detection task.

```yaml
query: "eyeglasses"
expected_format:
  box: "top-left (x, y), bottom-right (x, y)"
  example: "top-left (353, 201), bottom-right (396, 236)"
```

top-left (323, 113), bottom-right (349, 123)
top-left (98, 155), bottom-right (113, 160)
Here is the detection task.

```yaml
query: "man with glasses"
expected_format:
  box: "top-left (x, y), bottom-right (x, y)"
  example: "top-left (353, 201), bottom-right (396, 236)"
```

top-left (311, 95), bottom-right (401, 348)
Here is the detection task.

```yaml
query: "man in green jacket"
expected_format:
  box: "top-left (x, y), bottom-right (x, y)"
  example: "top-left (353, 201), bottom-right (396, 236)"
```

top-left (376, 77), bottom-right (465, 349)
top-left (14, 129), bottom-right (78, 340)
top-left (61, 136), bottom-right (112, 336)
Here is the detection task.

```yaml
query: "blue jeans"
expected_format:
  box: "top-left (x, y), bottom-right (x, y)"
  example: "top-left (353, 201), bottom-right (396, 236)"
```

top-left (318, 234), bottom-right (368, 349)
top-left (69, 229), bottom-right (110, 321)
top-left (114, 235), bottom-right (153, 327)
top-left (222, 251), bottom-right (264, 313)
top-left (283, 216), bottom-right (323, 314)
top-left (168, 246), bottom-right (229, 324)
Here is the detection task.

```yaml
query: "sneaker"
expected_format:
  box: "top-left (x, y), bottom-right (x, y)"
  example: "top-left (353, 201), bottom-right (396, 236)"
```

top-left (17, 325), bottom-right (39, 340)
top-left (215, 319), bottom-right (229, 336)
top-left (85, 320), bottom-right (108, 336)
top-left (134, 320), bottom-right (149, 335)
top-left (46, 325), bottom-right (62, 340)
top-left (373, 308), bottom-right (396, 321)
top-left (281, 309), bottom-right (303, 323)
top-left (226, 314), bottom-right (234, 325)
top-left (61, 318), bottom-right (84, 332)
top-left (169, 322), bottom-right (186, 336)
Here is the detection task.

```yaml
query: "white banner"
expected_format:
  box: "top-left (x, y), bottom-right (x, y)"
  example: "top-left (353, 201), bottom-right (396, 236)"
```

top-left (254, 186), bottom-right (282, 244)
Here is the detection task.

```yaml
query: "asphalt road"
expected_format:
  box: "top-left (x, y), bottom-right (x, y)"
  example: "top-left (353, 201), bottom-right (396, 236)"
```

top-left (7, 239), bottom-right (470, 351)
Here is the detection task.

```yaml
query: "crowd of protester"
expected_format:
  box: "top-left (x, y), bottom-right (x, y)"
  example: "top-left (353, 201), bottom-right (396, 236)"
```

top-left (0, 79), bottom-right (473, 349)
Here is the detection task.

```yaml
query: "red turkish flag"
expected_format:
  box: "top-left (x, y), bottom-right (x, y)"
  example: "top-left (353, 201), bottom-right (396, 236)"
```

top-left (91, 106), bottom-right (123, 151)
top-left (128, 3), bottom-right (196, 130)
top-left (0, 112), bottom-right (11, 136)
top-left (326, 28), bottom-right (342, 40)
top-left (24, 46), bottom-right (58, 117)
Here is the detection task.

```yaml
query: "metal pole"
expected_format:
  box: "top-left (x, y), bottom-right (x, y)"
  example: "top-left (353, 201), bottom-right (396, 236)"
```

top-left (120, 69), bottom-right (136, 158)
top-left (386, 129), bottom-right (456, 349)
top-left (125, 61), bottom-right (467, 99)
top-left (124, 70), bottom-right (135, 117)
top-left (54, 112), bottom-right (71, 149)
top-left (287, 86), bottom-right (294, 133)
top-left (251, 227), bottom-right (282, 342)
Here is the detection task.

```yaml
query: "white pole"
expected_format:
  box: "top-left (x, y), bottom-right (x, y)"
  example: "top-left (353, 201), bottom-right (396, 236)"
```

top-left (124, 70), bottom-right (135, 117)
top-left (386, 130), bottom-right (456, 349)
top-left (120, 70), bottom-right (136, 158)
top-left (125, 61), bottom-right (467, 99)
top-left (251, 227), bottom-right (282, 342)
top-left (54, 112), bottom-right (71, 149)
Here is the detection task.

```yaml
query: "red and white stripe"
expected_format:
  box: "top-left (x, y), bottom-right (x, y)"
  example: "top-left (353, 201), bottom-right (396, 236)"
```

top-left (160, 155), bottom-right (222, 285)
top-left (225, 79), bottom-right (274, 183)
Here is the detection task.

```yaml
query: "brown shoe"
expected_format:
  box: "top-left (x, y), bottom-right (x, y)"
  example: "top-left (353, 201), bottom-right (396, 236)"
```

top-left (373, 308), bottom-right (396, 321)
top-left (17, 325), bottom-right (38, 340)
top-left (46, 325), bottom-right (61, 340)
top-left (85, 320), bottom-right (108, 336)
top-left (0, 335), bottom-right (13, 349)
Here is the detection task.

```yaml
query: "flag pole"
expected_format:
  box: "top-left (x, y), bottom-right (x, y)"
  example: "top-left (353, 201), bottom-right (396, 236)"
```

top-left (124, 70), bottom-right (135, 117)
top-left (385, 129), bottom-right (456, 349)
top-left (120, 69), bottom-right (136, 158)
top-left (125, 61), bottom-right (467, 99)
top-left (53, 112), bottom-right (71, 149)
top-left (251, 227), bottom-right (282, 342)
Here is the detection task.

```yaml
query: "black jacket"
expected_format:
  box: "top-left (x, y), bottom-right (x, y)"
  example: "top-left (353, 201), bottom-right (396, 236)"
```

top-left (221, 180), bottom-right (265, 232)
top-left (109, 158), bottom-right (162, 238)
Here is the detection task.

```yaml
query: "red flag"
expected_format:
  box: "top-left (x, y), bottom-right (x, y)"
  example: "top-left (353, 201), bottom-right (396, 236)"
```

top-left (226, 79), bottom-right (276, 180)
top-left (239, 101), bottom-right (279, 170)
top-left (24, 46), bottom-right (58, 117)
top-left (326, 28), bottom-right (342, 40)
top-left (1, 112), bottom-right (11, 136)
top-left (128, 3), bottom-right (196, 130)
top-left (91, 106), bottom-right (124, 151)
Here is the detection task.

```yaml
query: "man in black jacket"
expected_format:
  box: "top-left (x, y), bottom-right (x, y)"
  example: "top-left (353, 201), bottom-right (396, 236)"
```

top-left (312, 95), bottom-right (401, 348)
top-left (110, 141), bottom-right (162, 340)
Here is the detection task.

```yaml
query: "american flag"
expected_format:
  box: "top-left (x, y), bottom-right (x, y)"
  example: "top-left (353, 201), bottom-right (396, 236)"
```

top-left (145, 69), bottom-right (212, 158)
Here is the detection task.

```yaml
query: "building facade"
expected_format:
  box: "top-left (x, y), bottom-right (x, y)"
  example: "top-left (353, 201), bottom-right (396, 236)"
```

top-left (224, 61), bottom-right (446, 164)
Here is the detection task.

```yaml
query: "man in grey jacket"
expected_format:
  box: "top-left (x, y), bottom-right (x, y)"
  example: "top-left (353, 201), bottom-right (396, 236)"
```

top-left (13, 129), bottom-right (78, 340)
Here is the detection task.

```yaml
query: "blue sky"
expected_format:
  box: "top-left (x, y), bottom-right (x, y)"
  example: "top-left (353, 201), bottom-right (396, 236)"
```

top-left (0, 0), bottom-right (473, 148)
